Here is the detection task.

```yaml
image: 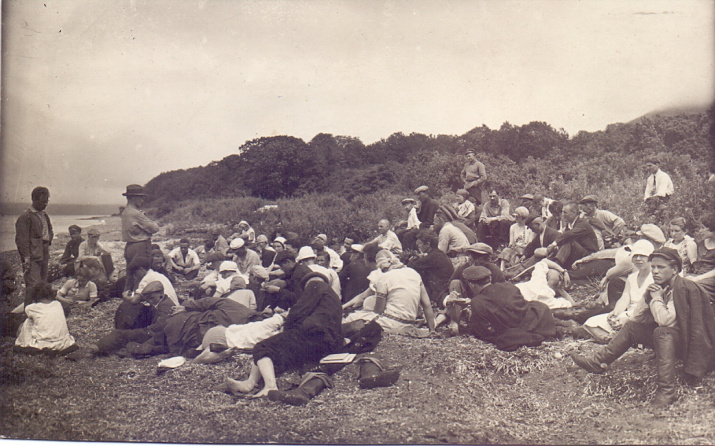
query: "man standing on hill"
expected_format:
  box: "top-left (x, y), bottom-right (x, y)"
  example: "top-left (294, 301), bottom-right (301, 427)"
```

top-left (644, 159), bottom-right (674, 222)
top-left (121, 184), bottom-right (159, 286)
top-left (16, 186), bottom-right (53, 305)
top-left (461, 150), bottom-right (487, 205)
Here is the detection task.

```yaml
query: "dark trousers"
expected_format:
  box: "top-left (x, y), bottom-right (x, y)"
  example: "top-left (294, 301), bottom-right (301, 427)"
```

top-left (96, 328), bottom-right (151, 355)
top-left (253, 329), bottom-right (334, 376)
top-left (123, 240), bottom-right (150, 292)
top-left (555, 240), bottom-right (591, 270)
top-left (114, 300), bottom-right (154, 330)
top-left (477, 220), bottom-right (510, 247)
top-left (574, 278), bottom-right (626, 324)
top-left (170, 267), bottom-right (199, 280)
top-left (569, 259), bottom-right (615, 281)
top-left (602, 320), bottom-right (680, 366)
top-left (23, 243), bottom-right (50, 307)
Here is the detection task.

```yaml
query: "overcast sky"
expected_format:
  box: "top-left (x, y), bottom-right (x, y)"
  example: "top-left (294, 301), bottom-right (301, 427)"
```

top-left (1, 0), bottom-right (713, 205)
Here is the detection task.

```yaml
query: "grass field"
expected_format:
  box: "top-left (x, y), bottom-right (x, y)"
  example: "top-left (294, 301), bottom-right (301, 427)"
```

top-left (1, 216), bottom-right (714, 444)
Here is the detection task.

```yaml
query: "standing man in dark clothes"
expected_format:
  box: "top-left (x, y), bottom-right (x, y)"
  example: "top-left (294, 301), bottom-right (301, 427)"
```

top-left (16, 186), bottom-right (53, 306)
top-left (121, 184), bottom-right (159, 294)
top-left (414, 186), bottom-right (439, 230)
top-left (259, 250), bottom-right (312, 310)
top-left (408, 230), bottom-right (454, 305)
top-left (59, 225), bottom-right (83, 278)
top-left (546, 202), bottom-right (598, 269)
top-left (339, 244), bottom-right (371, 304)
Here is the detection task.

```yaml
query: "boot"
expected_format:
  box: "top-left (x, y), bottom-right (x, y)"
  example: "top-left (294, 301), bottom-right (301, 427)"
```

top-left (651, 329), bottom-right (678, 408)
top-left (358, 356), bottom-right (400, 389)
top-left (268, 372), bottom-right (332, 406)
top-left (570, 324), bottom-right (634, 374)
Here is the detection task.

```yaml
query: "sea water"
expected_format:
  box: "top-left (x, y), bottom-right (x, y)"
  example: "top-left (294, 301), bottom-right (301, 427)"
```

top-left (0, 215), bottom-right (109, 252)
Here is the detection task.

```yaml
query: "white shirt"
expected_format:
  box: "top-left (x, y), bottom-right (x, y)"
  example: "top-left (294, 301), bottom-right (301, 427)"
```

top-left (372, 231), bottom-right (403, 255)
top-left (168, 247), bottom-right (200, 268)
top-left (644, 169), bottom-right (674, 200)
top-left (407, 208), bottom-right (420, 230)
top-left (308, 264), bottom-right (342, 299)
top-left (136, 269), bottom-right (179, 305)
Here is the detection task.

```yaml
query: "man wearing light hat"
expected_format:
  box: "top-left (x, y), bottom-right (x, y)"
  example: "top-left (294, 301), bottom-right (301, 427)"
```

top-left (296, 246), bottom-right (341, 299)
top-left (414, 186), bottom-right (439, 230)
top-left (578, 195), bottom-right (625, 250)
top-left (121, 184), bottom-right (159, 277)
top-left (311, 234), bottom-right (343, 272)
top-left (228, 237), bottom-right (262, 279)
top-left (254, 234), bottom-right (277, 268)
top-left (461, 150), bottom-right (487, 205)
top-left (76, 228), bottom-right (114, 277)
top-left (571, 247), bottom-right (715, 408)
top-left (213, 260), bottom-right (247, 297)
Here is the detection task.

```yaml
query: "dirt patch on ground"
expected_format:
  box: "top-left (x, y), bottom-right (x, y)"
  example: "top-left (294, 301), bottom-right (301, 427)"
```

top-left (1, 217), bottom-right (714, 444)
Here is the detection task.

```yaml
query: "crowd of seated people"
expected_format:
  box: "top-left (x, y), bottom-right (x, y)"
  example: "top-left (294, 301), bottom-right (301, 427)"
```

top-left (9, 157), bottom-right (715, 410)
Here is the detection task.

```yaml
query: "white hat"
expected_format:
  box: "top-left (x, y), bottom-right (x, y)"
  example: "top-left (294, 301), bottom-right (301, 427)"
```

top-left (219, 261), bottom-right (239, 273)
top-left (273, 236), bottom-right (287, 245)
top-left (350, 244), bottom-right (364, 253)
top-left (630, 239), bottom-right (655, 257)
top-left (296, 246), bottom-right (317, 262)
top-left (229, 238), bottom-right (245, 250)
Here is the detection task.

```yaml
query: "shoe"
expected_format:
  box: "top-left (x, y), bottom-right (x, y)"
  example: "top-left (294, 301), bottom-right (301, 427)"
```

top-left (569, 352), bottom-right (606, 374)
top-left (358, 356), bottom-right (400, 389)
top-left (268, 372), bottom-right (332, 406)
top-left (65, 348), bottom-right (95, 361)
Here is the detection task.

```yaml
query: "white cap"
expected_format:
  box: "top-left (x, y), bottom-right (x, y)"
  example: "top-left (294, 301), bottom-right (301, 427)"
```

top-left (219, 261), bottom-right (239, 273)
top-left (631, 239), bottom-right (655, 257)
top-left (229, 238), bottom-right (245, 250)
top-left (296, 246), bottom-right (317, 263)
top-left (350, 244), bottom-right (364, 253)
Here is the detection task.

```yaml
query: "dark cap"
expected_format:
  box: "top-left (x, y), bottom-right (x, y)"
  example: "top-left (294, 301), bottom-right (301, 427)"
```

top-left (462, 266), bottom-right (491, 282)
top-left (68, 225), bottom-right (82, 234)
top-left (142, 281), bottom-right (164, 295)
top-left (649, 247), bottom-right (682, 272)
top-left (123, 184), bottom-right (148, 196)
top-left (579, 195), bottom-right (598, 204)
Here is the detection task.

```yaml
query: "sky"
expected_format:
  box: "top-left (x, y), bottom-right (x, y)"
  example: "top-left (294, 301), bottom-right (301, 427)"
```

top-left (1, 0), bottom-right (713, 205)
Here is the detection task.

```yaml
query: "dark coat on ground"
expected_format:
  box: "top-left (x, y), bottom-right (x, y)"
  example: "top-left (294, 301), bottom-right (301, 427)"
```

top-left (671, 276), bottom-right (715, 378)
top-left (164, 297), bottom-right (255, 355)
top-left (466, 282), bottom-right (557, 351)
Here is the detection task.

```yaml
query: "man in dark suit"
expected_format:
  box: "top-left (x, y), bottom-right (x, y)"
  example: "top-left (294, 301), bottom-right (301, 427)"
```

top-left (523, 217), bottom-right (559, 260)
top-left (546, 202), bottom-right (598, 269)
top-left (414, 186), bottom-right (439, 230)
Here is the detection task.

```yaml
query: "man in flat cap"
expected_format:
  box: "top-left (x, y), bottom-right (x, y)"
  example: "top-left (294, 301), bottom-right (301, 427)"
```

top-left (571, 248), bottom-right (715, 408)
top-left (121, 184), bottom-right (159, 288)
top-left (446, 265), bottom-right (557, 349)
top-left (578, 195), bottom-right (625, 250)
top-left (461, 150), bottom-right (487, 205)
top-left (58, 224), bottom-right (84, 278)
top-left (414, 186), bottom-right (439, 230)
top-left (67, 281), bottom-right (174, 360)
top-left (16, 186), bottom-right (53, 305)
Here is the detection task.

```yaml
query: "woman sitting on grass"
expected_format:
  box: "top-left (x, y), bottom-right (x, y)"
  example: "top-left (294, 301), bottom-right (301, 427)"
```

top-left (56, 267), bottom-right (99, 307)
top-left (15, 282), bottom-right (78, 356)
top-left (221, 271), bottom-right (343, 398)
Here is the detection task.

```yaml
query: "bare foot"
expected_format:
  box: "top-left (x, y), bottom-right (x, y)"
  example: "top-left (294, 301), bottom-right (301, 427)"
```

top-left (448, 322), bottom-right (459, 337)
top-left (251, 386), bottom-right (278, 399)
top-left (225, 377), bottom-right (256, 395)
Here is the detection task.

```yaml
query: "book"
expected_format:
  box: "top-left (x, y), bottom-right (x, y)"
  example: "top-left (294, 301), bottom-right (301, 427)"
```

top-left (319, 353), bottom-right (356, 364)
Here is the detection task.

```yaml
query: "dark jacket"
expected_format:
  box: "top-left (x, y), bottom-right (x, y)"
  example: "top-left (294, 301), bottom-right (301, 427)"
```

top-left (523, 226), bottom-right (560, 259)
top-left (408, 248), bottom-right (455, 303)
top-left (285, 279), bottom-right (343, 350)
top-left (466, 282), bottom-right (557, 351)
top-left (164, 297), bottom-right (255, 355)
top-left (672, 276), bottom-right (715, 378)
top-left (339, 258), bottom-right (372, 303)
top-left (60, 237), bottom-right (84, 265)
top-left (15, 208), bottom-right (53, 262)
top-left (417, 197), bottom-right (439, 229)
top-left (554, 217), bottom-right (598, 254)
